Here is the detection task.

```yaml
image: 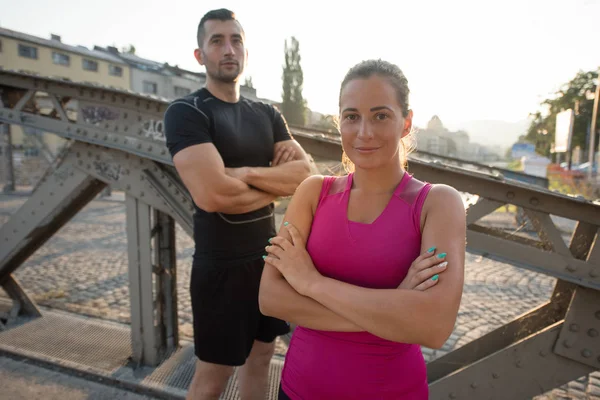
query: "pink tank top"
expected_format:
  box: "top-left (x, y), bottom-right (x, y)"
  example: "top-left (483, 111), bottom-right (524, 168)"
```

top-left (280, 172), bottom-right (432, 400)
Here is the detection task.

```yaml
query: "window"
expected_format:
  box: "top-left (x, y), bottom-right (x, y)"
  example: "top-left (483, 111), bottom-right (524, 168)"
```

top-left (52, 52), bottom-right (70, 66)
top-left (109, 65), bottom-right (123, 77)
top-left (18, 44), bottom-right (38, 59)
top-left (82, 59), bottom-right (98, 71)
top-left (143, 81), bottom-right (157, 94)
top-left (174, 86), bottom-right (191, 96)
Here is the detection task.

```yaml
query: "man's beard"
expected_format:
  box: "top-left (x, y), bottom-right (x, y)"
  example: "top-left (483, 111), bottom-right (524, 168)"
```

top-left (207, 65), bottom-right (241, 83)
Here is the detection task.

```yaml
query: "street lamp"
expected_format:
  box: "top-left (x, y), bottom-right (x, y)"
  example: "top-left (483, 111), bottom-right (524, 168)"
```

top-left (587, 68), bottom-right (600, 180)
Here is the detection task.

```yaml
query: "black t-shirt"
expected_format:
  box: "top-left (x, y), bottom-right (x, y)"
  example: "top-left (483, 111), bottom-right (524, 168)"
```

top-left (164, 88), bottom-right (292, 266)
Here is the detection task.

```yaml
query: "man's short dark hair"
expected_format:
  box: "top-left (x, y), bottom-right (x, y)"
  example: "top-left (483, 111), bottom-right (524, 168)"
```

top-left (197, 8), bottom-right (242, 48)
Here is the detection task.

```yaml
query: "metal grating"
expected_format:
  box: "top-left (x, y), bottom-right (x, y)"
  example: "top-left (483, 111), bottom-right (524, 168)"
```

top-left (0, 310), bottom-right (131, 373)
top-left (0, 306), bottom-right (284, 399)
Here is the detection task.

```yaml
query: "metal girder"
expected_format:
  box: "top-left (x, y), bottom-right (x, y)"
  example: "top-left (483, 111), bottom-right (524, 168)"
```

top-left (467, 230), bottom-right (599, 290)
top-left (555, 287), bottom-right (600, 369)
top-left (429, 322), bottom-right (595, 400)
top-left (126, 195), bottom-right (160, 366)
top-left (427, 299), bottom-right (570, 383)
top-left (153, 210), bottom-right (179, 352)
top-left (0, 274), bottom-right (41, 330)
top-left (466, 199), bottom-right (506, 225)
top-left (0, 153), bottom-right (106, 279)
top-left (126, 198), bottom-right (179, 366)
top-left (67, 142), bottom-right (193, 236)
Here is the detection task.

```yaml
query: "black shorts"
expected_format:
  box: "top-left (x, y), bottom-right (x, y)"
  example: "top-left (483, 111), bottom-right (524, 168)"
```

top-left (190, 257), bottom-right (290, 366)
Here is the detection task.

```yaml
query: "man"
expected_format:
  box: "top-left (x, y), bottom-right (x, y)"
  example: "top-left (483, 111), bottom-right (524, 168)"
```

top-left (163, 8), bottom-right (311, 400)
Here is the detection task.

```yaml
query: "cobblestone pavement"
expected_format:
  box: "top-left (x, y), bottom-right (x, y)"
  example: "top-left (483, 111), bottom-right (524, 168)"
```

top-left (1, 193), bottom-right (598, 399)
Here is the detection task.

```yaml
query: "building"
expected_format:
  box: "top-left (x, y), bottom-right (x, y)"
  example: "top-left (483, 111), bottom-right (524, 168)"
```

top-left (94, 46), bottom-right (258, 101)
top-left (0, 28), bottom-right (130, 89)
top-left (415, 116), bottom-right (501, 162)
top-left (0, 27), bottom-right (131, 154)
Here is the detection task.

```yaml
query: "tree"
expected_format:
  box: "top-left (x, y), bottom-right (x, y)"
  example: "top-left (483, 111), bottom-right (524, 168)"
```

top-left (524, 70), bottom-right (598, 157)
top-left (281, 37), bottom-right (306, 126)
top-left (121, 44), bottom-right (136, 54)
top-left (244, 76), bottom-right (254, 88)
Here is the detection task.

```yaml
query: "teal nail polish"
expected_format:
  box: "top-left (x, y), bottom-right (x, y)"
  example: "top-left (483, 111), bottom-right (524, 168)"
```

top-left (437, 252), bottom-right (447, 259)
top-left (284, 221), bottom-right (289, 226)
top-left (268, 238), bottom-right (272, 243)
top-left (432, 274), bottom-right (439, 281)
top-left (427, 246), bottom-right (436, 253)
top-left (262, 255), bottom-right (267, 259)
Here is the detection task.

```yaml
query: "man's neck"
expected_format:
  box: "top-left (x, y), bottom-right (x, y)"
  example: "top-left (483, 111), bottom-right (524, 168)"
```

top-left (205, 79), bottom-right (240, 103)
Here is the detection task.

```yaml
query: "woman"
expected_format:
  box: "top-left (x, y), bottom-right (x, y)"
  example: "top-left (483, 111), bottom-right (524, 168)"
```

top-left (259, 59), bottom-right (466, 399)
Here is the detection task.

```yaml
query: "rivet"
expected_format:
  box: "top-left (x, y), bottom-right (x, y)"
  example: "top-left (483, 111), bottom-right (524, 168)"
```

top-left (563, 339), bottom-right (573, 348)
top-left (449, 393), bottom-right (456, 399)
top-left (87, 164), bottom-right (91, 169)
top-left (566, 264), bottom-right (577, 272)
top-left (50, 192), bottom-right (53, 196)
top-left (140, 192), bottom-right (145, 197)
top-left (103, 135), bottom-right (108, 140)
top-left (137, 144), bottom-right (142, 149)
top-left (516, 360), bottom-right (522, 368)
top-left (40, 201), bottom-right (44, 206)
top-left (13, 229), bottom-right (17, 234)
top-left (94, 133), bottom-right (99, 138)
top-left (570, 324), bottom-right (580, 332)
top-left (32, 211), bottom-right (36, 215)
top-left (153, 166), bottom-right (158, 172)
top-left (582, 349), bottom-right (593, 358)
top-left (87, 151), bottom-right (92, 157)
top-left (492, 372), bottom-right (500, 379)
top-left (471, 382), bottom-right (477, 389)
top-left (148, 146), bottom-right (153, 151)
top-left (78, 160), bottom-right (83, 166)
top-left (124, 139), bottom-right (128, 144)
top-left (588, 329), bottom-right (598, 338)
top-left (76, 128), bottom-right (81, 134)
top-left (126, 184), bottom-right (131, 190)
top-left (530, 197), bottom-right (539, 206)
top-left (591, 270), bottom-right (599, 278)
top-left (506, 191), bottom-right (515, 199)
top-left (105, 123), bottom-right (109, 129)
top-left (76, 152), bottom-right (81, 158)
top-left (124, 113), bottom-right (128, 118)
top-left (114, 137), bottom-right (118, 142)
top-left (161, 149), bottom-right (166, 155)
top-left (83, 130), bottom-right (88, 136)
top-left (124, 126), bottom-right (128, 132)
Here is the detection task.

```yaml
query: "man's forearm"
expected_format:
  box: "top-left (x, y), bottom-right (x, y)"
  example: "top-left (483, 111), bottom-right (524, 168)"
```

top-left (243, 160), bottom-right (311, 196)
top-left (212, 184), bottom-right (277, 214)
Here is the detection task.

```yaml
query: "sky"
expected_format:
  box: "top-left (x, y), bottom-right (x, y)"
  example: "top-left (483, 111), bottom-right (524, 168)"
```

top-left (1, 0), bottom-right (599, 131)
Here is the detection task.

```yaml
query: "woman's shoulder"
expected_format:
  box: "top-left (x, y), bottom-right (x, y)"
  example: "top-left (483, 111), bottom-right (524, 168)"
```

top-left (424, 184), bottom-right (464, 212)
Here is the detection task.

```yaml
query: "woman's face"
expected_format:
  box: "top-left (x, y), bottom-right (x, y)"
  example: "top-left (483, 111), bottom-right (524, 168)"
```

top-left (339, 75), bottom-right (412, 171)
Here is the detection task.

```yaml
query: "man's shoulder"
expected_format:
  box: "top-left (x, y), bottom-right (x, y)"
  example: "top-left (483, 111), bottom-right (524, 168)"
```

top-left (240, 97), bottom-right (279, 118)
top-left (165, 88), bottom-right (211, 120)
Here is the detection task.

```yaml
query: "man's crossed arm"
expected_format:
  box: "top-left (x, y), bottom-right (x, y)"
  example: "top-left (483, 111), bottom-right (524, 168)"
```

top-left (172, 140), bottom-right (311, 215)
top-left (226, 139), bottom-right (311, 197)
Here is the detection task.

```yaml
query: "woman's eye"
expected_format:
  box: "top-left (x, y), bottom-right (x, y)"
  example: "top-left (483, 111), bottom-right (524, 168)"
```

top-left (375, 113), bottom-right (389, 120)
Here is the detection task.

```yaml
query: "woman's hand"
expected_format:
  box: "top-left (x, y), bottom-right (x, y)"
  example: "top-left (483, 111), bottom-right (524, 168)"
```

top-left (264, 222), bottom-right (322, 296)
top-left (398, 247), bottom-right (448, 291)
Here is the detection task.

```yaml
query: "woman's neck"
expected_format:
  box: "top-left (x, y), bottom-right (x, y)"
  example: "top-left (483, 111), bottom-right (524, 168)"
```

top-left (352, 163), bottom-right (405, 194)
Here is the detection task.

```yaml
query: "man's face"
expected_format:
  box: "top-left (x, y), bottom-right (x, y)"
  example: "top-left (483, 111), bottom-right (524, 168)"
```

top-left (195, 19), bottom-right (246, 83)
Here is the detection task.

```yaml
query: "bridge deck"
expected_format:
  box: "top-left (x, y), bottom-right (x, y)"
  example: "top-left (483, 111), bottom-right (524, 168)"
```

top-left (0, 300), bottom-right (283, 400)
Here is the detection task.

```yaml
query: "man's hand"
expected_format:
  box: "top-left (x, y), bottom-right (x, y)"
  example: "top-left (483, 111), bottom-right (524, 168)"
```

top-left (273, 143), bottom-right (297, 166)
